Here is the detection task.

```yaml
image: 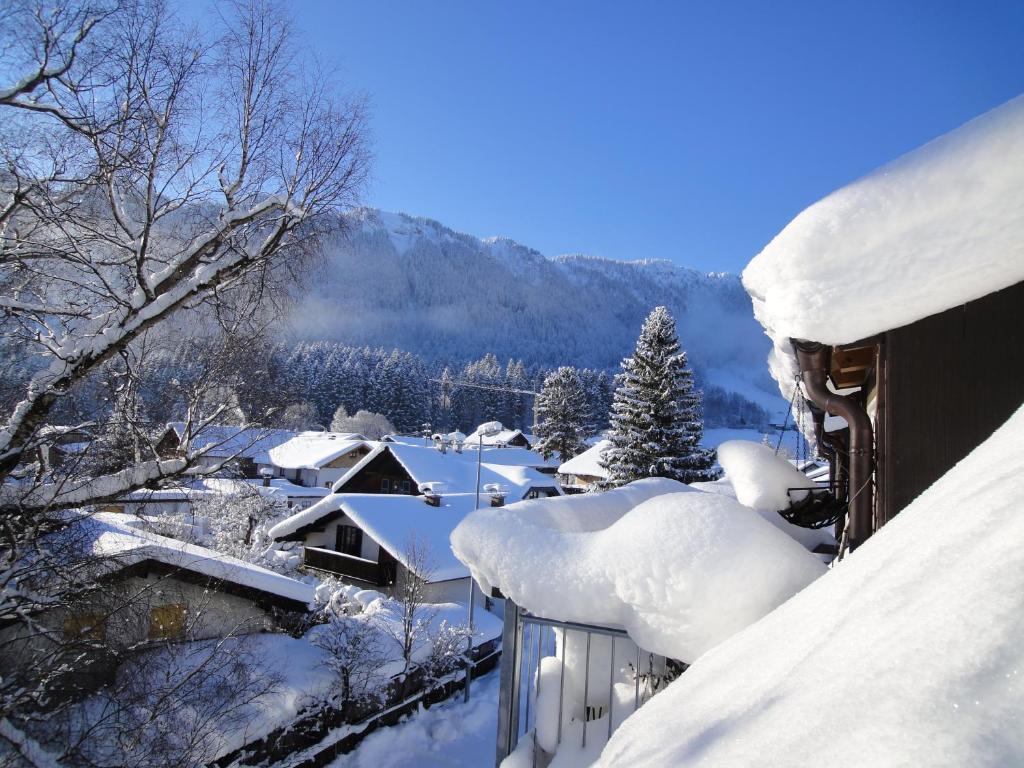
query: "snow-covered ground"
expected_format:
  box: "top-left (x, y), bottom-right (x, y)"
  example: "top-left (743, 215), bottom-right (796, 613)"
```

top-left (328, 668), bottom-right (501, 768)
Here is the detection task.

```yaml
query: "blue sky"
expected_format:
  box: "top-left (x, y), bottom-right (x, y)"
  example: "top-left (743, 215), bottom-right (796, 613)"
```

top-left (286, 1), bottom-right (1024, 273)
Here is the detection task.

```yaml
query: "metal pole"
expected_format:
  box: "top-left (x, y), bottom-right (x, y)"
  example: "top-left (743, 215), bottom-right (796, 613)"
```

top-left (607, 636), bottom-right (616, 741)
top-left (464, 434), bottom-right (484, 703)
top-left (582, 632), bottom-right (592, 750)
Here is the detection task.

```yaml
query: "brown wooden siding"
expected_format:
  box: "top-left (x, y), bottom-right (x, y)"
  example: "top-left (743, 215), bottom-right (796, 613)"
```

top-left (879, 279), bottom-right (1024, 523)
top-left (335, 450), bottom-right (416, 495)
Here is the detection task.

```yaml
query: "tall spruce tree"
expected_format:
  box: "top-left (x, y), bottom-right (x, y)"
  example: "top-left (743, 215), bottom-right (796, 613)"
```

top-left (534, 367), bottom-right (588, 462)
top-left (603, 306), bottom-right (717, 486)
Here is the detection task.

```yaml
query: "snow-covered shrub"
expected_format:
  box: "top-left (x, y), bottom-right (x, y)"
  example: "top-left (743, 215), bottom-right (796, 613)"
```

top-left (45, 636), bottom-right (281, 768)
top-left (421, 620), bottom-right (473, 681)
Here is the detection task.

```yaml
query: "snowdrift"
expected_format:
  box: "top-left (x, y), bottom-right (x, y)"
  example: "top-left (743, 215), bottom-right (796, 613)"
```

top-left (451, 478), bottom-right (824, 662)
top-left (598, 403), bottom-right (1024, 767)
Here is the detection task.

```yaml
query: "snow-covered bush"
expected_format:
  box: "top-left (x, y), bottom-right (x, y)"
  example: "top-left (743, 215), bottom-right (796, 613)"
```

top-left (332, 409), bottom-right (397, 439)
top-left (421, 620), bottom-right (473, 681)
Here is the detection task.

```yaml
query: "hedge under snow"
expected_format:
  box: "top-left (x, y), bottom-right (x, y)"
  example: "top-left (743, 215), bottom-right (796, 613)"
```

top-left (450, 478), bottom-right (825, 662)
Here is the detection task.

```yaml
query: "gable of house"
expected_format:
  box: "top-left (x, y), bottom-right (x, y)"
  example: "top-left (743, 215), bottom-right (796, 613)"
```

top-left (335, 448), bottom-right (416, 495)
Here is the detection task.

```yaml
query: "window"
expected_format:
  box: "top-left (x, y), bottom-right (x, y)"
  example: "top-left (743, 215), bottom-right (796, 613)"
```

top-left (401, 479), bottom-right (411, 494)
top-left (336, 525), bottom-right (363, 557)
top-left (149, 603), bottom-right (187, 640)
top-left (524, 487), bottom-right (557, 500)
top-left (63, 612), bottom-right (106, 641)
top-left (381, 477), bottom-right (391, 493)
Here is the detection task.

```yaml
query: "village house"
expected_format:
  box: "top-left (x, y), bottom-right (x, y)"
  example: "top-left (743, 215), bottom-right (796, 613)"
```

top-left (556, 439), bottom-right (611, 492)
top-left (0, 513), bottom-right (314, 691)
top-left (332, 441), bottom-right (562, 499)
top-left (167, 422), bottom-right (298, 478)
top-left (464, 421), bottom-right (533, 449)
top-left (256, 431), bottom-right (371, 488)
top-left (267, 441), bottom-right (560, 591)
top-left (268, 491), bottom-right (492, 609)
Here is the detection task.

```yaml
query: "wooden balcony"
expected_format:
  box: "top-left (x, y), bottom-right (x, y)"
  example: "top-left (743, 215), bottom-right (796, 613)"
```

top-left (303, 546), bottom-right (386, 585)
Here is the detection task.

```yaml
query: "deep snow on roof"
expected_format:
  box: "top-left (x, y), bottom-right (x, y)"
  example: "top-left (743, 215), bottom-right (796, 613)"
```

top-left (340, 493), bottom-right (483, 581)
top-left (598, 403), bottom-right (1024, 767)
top-left (463, 445), bottom-right (559, 470)
top-left (265, 432), bottom-right (366, 470)
top-left (274, 444), bottom-right (560, 543)
top-left (465, 421), bottom-right (530, 447)
top-left (333, 443), bottom-right (559, 498)
top-left (743, 95), bottom-right (1024, 403)
top-left (85, 513), bottom-right (315, 605)
top-left (557, 439), bottom-right (611, 478)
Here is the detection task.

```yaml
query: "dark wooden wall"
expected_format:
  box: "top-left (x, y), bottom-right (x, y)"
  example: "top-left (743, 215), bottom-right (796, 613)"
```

top-left (336, 450), bottom-right (416, 495)
top-left (880, 279), bottom-right (1024, 522)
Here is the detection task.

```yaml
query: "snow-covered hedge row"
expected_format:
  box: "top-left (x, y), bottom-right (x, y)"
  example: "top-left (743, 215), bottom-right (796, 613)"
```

top-left (452, 478), bottom-right (824, 662)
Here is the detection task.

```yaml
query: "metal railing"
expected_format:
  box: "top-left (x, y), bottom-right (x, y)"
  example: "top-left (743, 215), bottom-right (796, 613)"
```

top-left (495, 599), bottom-right (682, 766)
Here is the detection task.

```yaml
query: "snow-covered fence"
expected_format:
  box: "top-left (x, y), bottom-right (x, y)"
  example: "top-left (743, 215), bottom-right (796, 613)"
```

top-left (496, 599), bottom-right (683, 766)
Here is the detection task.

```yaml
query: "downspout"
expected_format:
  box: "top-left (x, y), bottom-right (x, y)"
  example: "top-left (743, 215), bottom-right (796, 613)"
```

top-left (792, 340), bottom-right (874, 551)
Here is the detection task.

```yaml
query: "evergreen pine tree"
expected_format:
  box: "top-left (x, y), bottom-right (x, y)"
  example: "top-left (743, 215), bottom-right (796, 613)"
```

top-left (534, 366), bottom-right (588, 462)
top-left (603, 306), bottom-right (717, 486)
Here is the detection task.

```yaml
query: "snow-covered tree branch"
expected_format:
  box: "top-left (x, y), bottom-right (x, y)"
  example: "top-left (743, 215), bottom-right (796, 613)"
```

top-left (0, 0), bottom-right (369, 501)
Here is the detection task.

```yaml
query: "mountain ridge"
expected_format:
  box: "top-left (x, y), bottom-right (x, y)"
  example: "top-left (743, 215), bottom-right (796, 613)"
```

top-left (284, 208), bottom-right (784, 417)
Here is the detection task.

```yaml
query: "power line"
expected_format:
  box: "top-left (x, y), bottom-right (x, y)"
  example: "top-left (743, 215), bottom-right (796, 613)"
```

top-left (428, 378), bottom-right (540, 397)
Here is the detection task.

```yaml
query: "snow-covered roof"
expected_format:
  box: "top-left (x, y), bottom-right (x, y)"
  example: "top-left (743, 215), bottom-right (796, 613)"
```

top-left (342, 493), bottom-right (483, 582)
top-left (451, 478), bottom-right (824, 661)
top-left (743, 95), bottom-right (1024, 403)
top-left (83, 513), bottom-right (315, 606)
top-left (332, 443), bottom-right (560, 499)
top-left (168, 422), bottom-right (298, 461)
top-left (598, 402), bottom-right (1024, 767)
top-left (264, 432), bottom-right (368, 470)
top-left (268, 492), bottom-right (483, 581)
top-left (557, 439), bottom-right (611, 479)
top-left (465, 421), bottom-right (530, 447)
top-left (464, 445), bottom-right (560, 470)
top-left (249, 478), bottom-right (332, 498)
top-left (120, 477), bottom-right (331, 503)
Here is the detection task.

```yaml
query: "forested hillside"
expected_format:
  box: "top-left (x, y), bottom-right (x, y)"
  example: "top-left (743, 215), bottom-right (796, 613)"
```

top-left (285, 209), bottom-right (783, 420)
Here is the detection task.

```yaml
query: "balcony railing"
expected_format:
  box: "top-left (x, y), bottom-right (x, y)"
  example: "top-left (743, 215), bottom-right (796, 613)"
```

top-left (303, 546), bottom-right (385, 585)
top-left (496, 599), bottom-right (684, 767)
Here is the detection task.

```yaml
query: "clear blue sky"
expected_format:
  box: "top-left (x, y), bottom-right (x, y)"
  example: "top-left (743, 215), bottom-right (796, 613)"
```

top-left (288, 1), bottom-right (1024, 273)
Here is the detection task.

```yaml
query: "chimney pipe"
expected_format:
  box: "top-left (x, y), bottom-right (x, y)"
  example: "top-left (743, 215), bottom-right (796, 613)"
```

top-left (792, 340), bottom-right (874, 551)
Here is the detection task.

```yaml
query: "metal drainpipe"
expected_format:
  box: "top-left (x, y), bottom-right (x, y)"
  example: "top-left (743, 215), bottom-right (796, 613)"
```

top-left (809, 405), bottom-right (833, 470)
top-left (792, 340), bottom-right (874, 551)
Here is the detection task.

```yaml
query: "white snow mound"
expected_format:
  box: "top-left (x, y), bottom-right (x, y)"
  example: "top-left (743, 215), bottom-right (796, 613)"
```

top-left (452, 479), bottom-right (825, 662)
top-left (717, 440), bottom-right (815, 512)
top-left (598, 403), bottom-right (1024, 767)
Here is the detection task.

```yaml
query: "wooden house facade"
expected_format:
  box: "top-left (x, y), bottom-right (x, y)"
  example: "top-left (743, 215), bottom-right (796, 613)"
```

top-left (793, 279), bottom-right (1024, 550)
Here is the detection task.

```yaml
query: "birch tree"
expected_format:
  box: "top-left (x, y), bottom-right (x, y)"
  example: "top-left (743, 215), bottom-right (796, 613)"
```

top-left (0, 0), bottom-right (369, 748)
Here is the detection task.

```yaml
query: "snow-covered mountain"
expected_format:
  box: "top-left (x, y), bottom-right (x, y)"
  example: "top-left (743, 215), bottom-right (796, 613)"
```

top-left (285, 209), bottom-right (784, 418)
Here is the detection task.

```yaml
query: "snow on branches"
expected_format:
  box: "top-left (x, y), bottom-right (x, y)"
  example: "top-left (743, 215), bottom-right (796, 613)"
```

top-left (603, 306), bottom-right (717, 486)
